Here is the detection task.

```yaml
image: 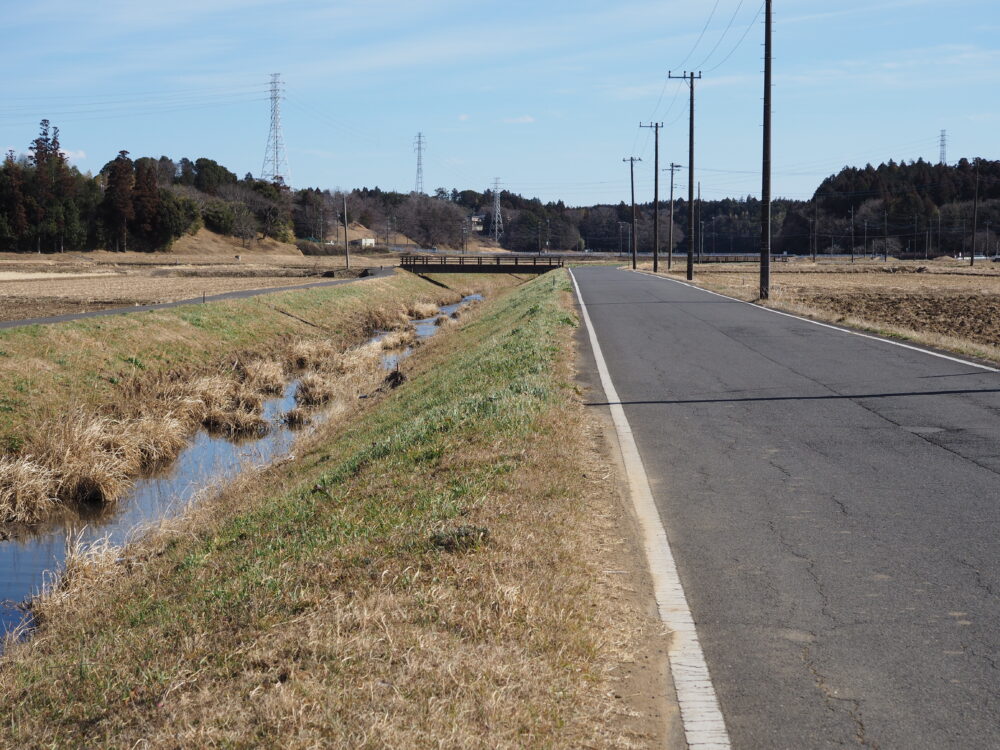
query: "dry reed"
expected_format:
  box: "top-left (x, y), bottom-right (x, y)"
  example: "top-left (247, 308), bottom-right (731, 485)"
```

top-left (294, 373), bottom-right (336, 407)
top-left (242, 359), bottom-right (285, 395)
top-left (408, 301), bottom-right (440, 319)
top-left (0, 456), bottom-right (57, 524)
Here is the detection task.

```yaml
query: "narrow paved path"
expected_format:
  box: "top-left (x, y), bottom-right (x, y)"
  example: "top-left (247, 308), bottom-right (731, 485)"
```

top-left (572, 267), bottom-right (1000, 749)
top-left (0, 267), bottom-right (394, 330)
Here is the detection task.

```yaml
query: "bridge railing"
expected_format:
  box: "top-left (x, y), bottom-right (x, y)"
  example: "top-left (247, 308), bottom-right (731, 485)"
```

top-left (400, 254), bottom-right (565, 268)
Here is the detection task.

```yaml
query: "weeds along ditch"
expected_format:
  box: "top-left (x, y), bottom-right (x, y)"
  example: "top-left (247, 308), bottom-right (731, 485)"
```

top-left (0, 272), bottom-right (648, 748)
top-left (0, 279), bottom-right (485, 642)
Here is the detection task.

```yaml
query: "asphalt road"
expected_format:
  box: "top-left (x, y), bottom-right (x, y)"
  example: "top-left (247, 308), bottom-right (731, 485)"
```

top-left (572, 266), bottom-right (1000, 749)
top-left (0, 267), bottom-right (394, 330)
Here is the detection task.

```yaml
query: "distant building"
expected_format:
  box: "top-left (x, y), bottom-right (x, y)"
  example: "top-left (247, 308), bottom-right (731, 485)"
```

top-left (350, 237), bottom-right (376, 248)
top-left (470, 215), bottom-right (485, 233)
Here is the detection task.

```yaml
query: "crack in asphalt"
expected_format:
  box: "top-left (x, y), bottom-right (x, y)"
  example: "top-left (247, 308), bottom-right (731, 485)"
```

top-left (802, 646), bottom-right (879, 749)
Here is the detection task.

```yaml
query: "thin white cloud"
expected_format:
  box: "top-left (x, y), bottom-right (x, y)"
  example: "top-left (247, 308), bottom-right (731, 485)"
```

top-left (504, 115), bottom-right (535, 124)
top-left (458, 113), bottom-right (469, 121)
top-left (60, 148), bottom-right (86, 161)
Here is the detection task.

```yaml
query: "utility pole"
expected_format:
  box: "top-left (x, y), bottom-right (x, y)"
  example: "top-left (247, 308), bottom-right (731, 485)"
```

top-left (413, 133), bottom-right (425, 194)
top-left (624, 157), bottom-right (642, 269)
top-left (760, 0), bottom-right (773, 298)
top-left (850, 206), bottom-right (855, 263)
top-left (813, 201), bottom-right (819, 261)
top-left (669, 69), bottom-right (702, 280)
top-left (618, 222), bottom-right (624, 257)
top-left (697, 181), bottom-right (702, 262)
top-left (342, 194), bottom-right (350, 270)
top-left (884, 209), bottom-right (889, 261)
top-left (641, 122), bottom-right (663, 271)
top-left (971, 159), bottom-right (980, 267)
top-left (666, 163), bottom-right (681, 270)
top-left (864, 220), bottom-right (868, 259)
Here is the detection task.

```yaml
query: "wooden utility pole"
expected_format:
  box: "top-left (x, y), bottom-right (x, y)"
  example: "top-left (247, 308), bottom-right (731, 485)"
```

top-left (624, 157), bottom-right (642, 269)
top-left (971, 159), bottom-right (980, 267)
top-left (760, 0), bottom-right (773, 297)
top-left (697, 182), bottom-right (702, 262)
top-left (669, 70), bottom-right (702, 280)
top-left (884, 209), bottom-right (889, 261)
top-left (813, 201), bottom-right (818, 261)
top-left (850, 206), bottom-right (855, 263)
top-left (641, 122), bottom-right (663, 272)
top-left (343, 194), bottom-right (350, 270)
top-left (666, 162), bottom-right (681, 270)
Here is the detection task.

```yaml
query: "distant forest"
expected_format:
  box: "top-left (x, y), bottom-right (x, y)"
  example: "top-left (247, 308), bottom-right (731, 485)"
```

top-left (1, 120), bottom-right (998, 256)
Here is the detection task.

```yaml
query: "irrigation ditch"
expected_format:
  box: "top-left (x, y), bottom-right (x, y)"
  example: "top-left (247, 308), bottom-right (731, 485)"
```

top-left (0, 284), bottom-right (484, 644)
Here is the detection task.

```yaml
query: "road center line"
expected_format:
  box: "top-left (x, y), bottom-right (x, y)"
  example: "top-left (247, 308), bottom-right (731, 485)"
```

top-left (569, 269), bottom-right (731, 750)
top-left (634, 269), bottom-right (999, 374)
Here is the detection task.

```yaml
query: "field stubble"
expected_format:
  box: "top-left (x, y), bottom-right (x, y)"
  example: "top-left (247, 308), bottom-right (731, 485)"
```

top-left (644, 259), bottom-right (1000, 362)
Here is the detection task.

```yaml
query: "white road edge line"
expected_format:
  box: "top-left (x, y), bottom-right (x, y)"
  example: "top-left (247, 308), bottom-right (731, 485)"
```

top-left (569, 269), bottom-right (731, 750)
top-left (634, 269), bottom-right (999, 374)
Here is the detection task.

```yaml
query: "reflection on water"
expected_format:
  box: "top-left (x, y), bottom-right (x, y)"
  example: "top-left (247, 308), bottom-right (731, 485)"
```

top-left (0, 293), bottom-right (483, 642)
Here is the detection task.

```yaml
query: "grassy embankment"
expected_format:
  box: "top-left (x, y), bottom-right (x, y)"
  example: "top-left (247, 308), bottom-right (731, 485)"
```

top-left (0, 270), bottom-right (657, 747)
top-left (0, 272), bottom-right (514, 525)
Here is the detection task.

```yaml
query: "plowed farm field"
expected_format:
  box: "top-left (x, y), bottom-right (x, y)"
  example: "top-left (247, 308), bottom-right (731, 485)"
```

top-left (646, 259), bottom-right (1000, 361)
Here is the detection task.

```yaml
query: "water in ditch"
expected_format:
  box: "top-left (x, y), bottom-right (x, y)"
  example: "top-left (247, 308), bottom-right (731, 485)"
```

top-left (0, 294), bottom-right (482, 642)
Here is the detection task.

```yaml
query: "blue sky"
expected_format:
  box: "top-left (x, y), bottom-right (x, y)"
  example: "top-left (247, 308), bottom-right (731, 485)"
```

top-left (2, 0), bottom-right (997, 206)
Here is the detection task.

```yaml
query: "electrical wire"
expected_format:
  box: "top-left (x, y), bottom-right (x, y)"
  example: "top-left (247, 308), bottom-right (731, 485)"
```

top-left (704, 2), bottom-right (764, 73)
top-left (694, 0), bottom-right (746, 70)
top-left (673, 0), bottom-right (722, 70)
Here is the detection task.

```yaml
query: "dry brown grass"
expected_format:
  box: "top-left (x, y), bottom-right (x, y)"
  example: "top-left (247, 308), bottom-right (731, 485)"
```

top-left (2, 291), bottom-right (439, 523)
top-left (281, 407), bottom-right (311, 428)
top-left (294, 372), bottom-right (336, 407)
top-left (0, 456), bottom-right (57, 524)
top-left (0, 272), bottom-right (667, 747)
top-left (409, 300), bottom-right (441, 319)
top-left (241, 359), bottom-right (285, 395)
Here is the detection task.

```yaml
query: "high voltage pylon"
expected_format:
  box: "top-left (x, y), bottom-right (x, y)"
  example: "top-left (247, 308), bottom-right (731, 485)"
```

top-left (491, 178), bottom-right (504, 244)
top-left (413, 132), bottom-right (425, 193)
top-left (939, 129), bottom-right (948, 166)
top-left (261, 74), bottom-right (290, 185)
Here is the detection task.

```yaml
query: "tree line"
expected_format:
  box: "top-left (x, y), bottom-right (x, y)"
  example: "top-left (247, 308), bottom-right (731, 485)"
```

top-left (2, 120), bottom-right (997, 257)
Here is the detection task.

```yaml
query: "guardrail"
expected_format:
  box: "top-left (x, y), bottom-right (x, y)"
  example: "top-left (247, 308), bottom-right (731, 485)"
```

top-left (400, 254), bottom-right (565, 273)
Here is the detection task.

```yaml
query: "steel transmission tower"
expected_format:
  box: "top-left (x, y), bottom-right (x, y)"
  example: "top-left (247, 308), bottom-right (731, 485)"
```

top-left (939, 129), bottom-right (948, 166)
top-left (261, 74), bottom-right (290, 185)
top-left (491, 178), bottom-right (504, 244)
top-left (414, 133), bottom-right (426, 193)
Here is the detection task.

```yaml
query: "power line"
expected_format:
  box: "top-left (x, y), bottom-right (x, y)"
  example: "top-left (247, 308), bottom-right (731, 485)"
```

top-left (705, 2), bottom-right (765, 73)
top-left (673, 0), bottom-right (722, 70)
top-left (694, 0), bottom-right (747, 69)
